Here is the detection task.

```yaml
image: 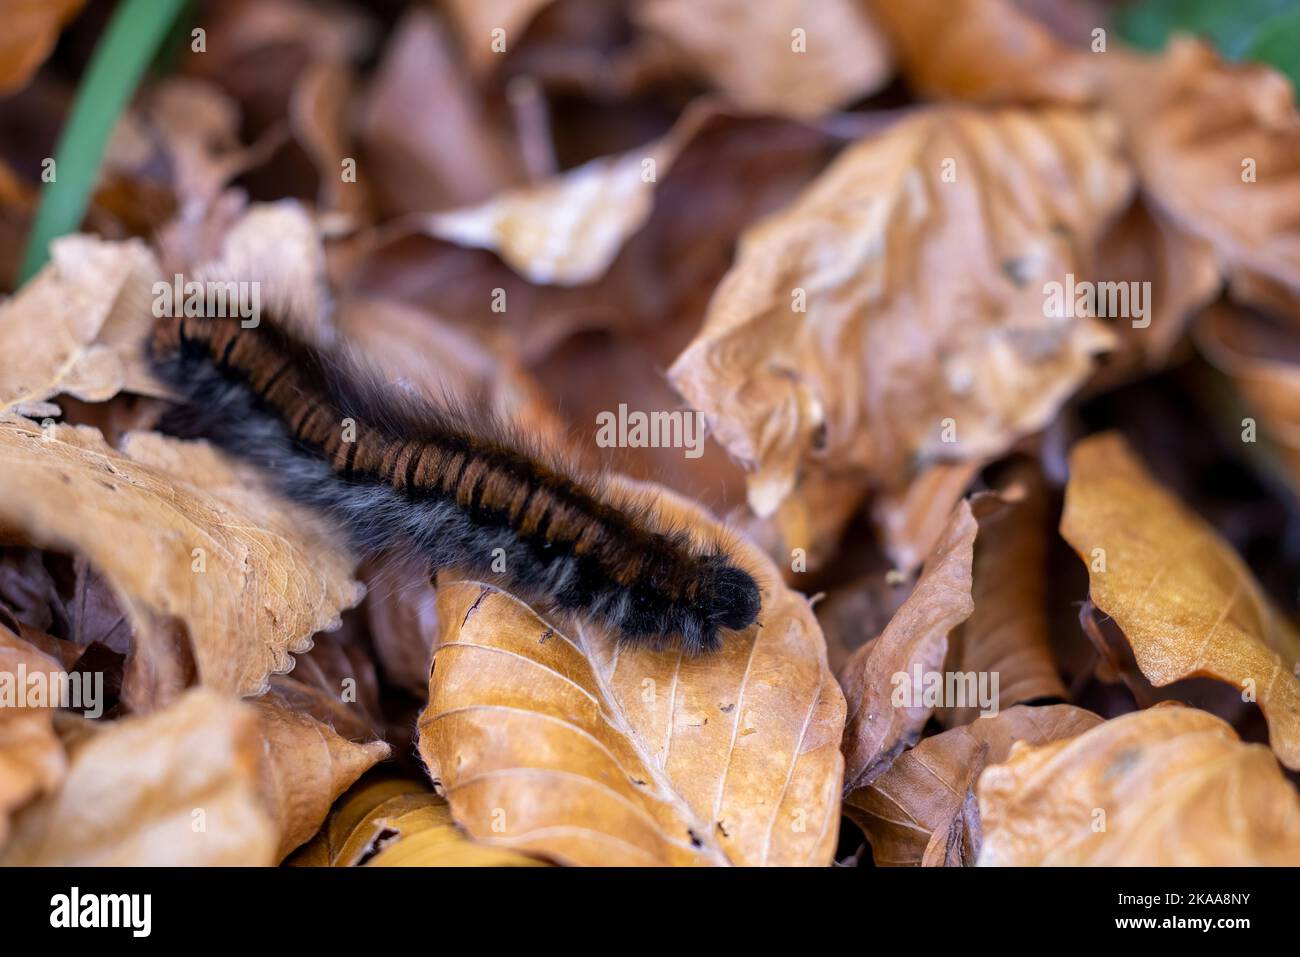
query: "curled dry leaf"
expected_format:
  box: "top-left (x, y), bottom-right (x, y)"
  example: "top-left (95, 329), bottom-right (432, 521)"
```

top-left (184, 201), bottom-right (334, 344)
top-left (938, 467), bottom-right (1066, 727)
top-left (0, 235), bottom-right (165, 417)
top-left (143, 78), bottom-right (286, 220)
top-left (266, 630), bottom-right (386, 742)
top-left (865, 0), bottom-right (1095, 104)
top-left (840, 500), bottom-right (976, 793)
top-left (0, 0), bottom-right (85, 95)
top-left (0, 417), bottom-right (363, 697)
top-left (251, 697), bottom-right (390, 862)
top-left (1196, 305), bottom-right (1300, 493)
top-left (290, 59), bottom-right (370, 222)
top-left (846, 704), bottom-right (1101, 866)
top-left (421, 104), bottom-right (713, 286)
top-left (418, 482), bottom-right (845, 866)
top-left (442, 0), bottom-right (556, 73)
top-left (0, 625), bottom-right (67, 848)
top-left (669, 106), bottom-right (1130, 521)
top-left (1089, 197), bottom-right (1220, 376)
top-left (977, 705), bottom-right (1300, 865)
top-left (358, 10), bottom-right (523, 215)
top-left (0, 688), bottom-right (277, 865)
top-left (289, 777), bottom-right (546, 867)
top-left (1060, 432), bottom-right (1300, 769)
top-left (634, 0), bottom-right (892, 119)
top-left (1103, 39), bottom-right (1300, 311)
top-left (872, 461), bottom-right (981, 577)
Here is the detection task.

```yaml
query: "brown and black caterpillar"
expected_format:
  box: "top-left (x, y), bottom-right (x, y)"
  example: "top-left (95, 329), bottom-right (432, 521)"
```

top-left (146, 312), bottom-right (761, 653)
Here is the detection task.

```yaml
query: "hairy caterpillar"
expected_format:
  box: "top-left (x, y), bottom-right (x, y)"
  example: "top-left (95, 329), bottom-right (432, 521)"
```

top-left (145, 312), bottom-right (761, 653)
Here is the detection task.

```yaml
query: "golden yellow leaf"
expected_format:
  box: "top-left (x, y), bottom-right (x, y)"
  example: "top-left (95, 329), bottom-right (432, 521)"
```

top-left (977, 705), bottom-right (1300, 865)
top-left (669, 106), bottom-right (1130, 522)
top-left (0, 688), bottom-right (277, 865)
top-left (840, 500), bottom-right (976, 792)
top-left (635, 0), bottom-right (892, 119)
top-left (417, 482), bottom-right (845, 866)
top-left (289, 777), bottom-right (547, 867)
top-left (1060, 432), bottom-right (1300, 769)
top-left (0, 415), bottom-right (363, 697)
top-left (847, 704), bottom-right (1101, 866)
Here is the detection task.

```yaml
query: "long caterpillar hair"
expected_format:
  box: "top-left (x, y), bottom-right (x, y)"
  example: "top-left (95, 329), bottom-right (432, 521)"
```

top-left (145, 310), bottom-right (762, 653)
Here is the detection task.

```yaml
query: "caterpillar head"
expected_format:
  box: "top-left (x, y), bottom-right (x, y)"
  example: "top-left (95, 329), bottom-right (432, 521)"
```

top-left (668, 556), bottom-right (762, 654)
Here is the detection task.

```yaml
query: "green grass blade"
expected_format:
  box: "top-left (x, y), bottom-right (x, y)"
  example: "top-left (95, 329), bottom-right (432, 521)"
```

top-left (17, 0), bottom-right (188, 285)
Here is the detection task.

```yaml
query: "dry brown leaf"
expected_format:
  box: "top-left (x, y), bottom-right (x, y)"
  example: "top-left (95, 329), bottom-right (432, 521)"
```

top-left (0, 624), bottom-right (67, 849)
top-left (1105, 39), bottom-right (1300, 311)
top-left (0, 0), bottom-right (85, 95)
top-left (634, 0), bottom-right (892, 119)
top-left (840, 500), bottom-right (976, 793)
top-left (0, 416), bottom-right (363, 697)
top-left (815, 565), bottom-right (910, 678)
top-left (338, 112), bottom-right (834, 363)
top-left (420, 105), bottom-right (710, 286)
top-left (1089, 197), bottom-right (1221, 376)
top-left (0, 235), bottom-right (165, 416)
top-left (181, 201), bottom-right (333, 344)
top-left (847, 703), bottom-right (1101, 866)
top-left (417, 482), bottom-right (844, 866)
top-left (761, 469), bottom-right (870, 577)
top-left (977, 705), bottom-right (1300, 865)
top-left (289, 776), bottom-right (547, 867)
top-left (669, 106), bottom-right (1130, 521)
top-left (1060, 432), bottom-right (1300, 769)
top-left (872, 461), bottom-right (981, 577)
top-left (443, 0), bottom-right (556, 73)
top-left (938, 467), bottom-right (1065, 727)
top-left (0, 688), bottom-right (277, 865)
top-left (143, 78), bottom-right (285, 219)
top-left (358, 9), bottom-right (523, 215)
top-left (290, 60), bottom-right (370, 222)
top-left (251, 696), bottom-right (389, 861)
top-left (267, 630), bottom-right (386, 741)
top-left (1196, 305), bottom-right (1300, 490)
top-left (866, 0), bottom-right (1095, 104)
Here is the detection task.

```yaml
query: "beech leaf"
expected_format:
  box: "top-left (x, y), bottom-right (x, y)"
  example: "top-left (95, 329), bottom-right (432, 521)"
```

top-left (847, 704), bottom-right (1102, 866)
top-left (417, 482), bottom-right (845, 866)
top-left (0, 416), bottom-right (363, 697)
top-left (669, 106), bottom-right (1130, 520)
top-left (840, 500), bottom-right (976, 793)
top-left (1060, 432), bottom-right (1300, 769)
top-left (289, 777), bottom-right (548, 867)
top-left (978, 705), bottom-right (1300, 865)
